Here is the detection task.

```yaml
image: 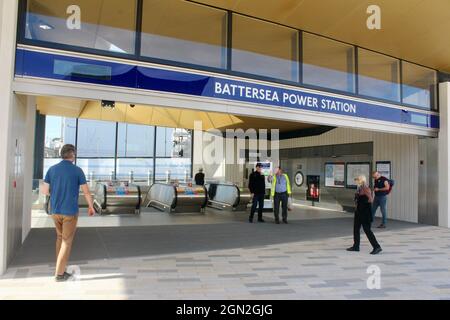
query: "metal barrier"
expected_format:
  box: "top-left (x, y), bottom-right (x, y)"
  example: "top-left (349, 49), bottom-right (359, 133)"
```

top-left (93, 182), bottom-right (141, 215)
top-left (146, 183), bottom-right (207, 213)
top-left (206, 183), bottom-right (252, 211)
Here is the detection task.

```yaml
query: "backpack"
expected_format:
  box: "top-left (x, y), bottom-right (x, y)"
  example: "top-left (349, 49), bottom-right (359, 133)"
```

top-left (386, 178), bottom-right (395, 195)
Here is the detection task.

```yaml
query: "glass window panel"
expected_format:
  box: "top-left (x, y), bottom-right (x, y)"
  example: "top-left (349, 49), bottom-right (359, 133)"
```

top-left (25, 0), bottom-right (137, 54)
top-left (155, 158), bottom-right (191, 182)
top-left (141, 0), bottom-right (227, 68)
top-left (117, 123), bottom-right (154, 157)
top-left (155, 127), bottom-right (172, 157)
top-left (77, 158), bottom-right (115, 180)
top-left (43, 158), bottom-right (62, 177)
top-left (77, 119), bottom-right (116, 157)
top-left (156, 127), bottom-right (192, 158)
top-left (303, 33), bottom-right (355, 93)
top-left (44, 116), bottom-right (76, 158)
top-left (402, 62), bottom-right (437, 110)
top-left (358, 49), bottom-right (400, 102)
top-left (232, 14), bottom-right (299, 81)
top-left (116, 158), bottom-right (154, 180)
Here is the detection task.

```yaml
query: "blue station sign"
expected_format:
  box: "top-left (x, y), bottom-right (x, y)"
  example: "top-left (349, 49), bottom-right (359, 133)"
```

top-left (15, 48), bottom-right (439, 130)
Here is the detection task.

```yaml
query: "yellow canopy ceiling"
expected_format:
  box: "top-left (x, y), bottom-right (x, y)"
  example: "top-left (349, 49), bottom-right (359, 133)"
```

top-left (36, 96), bottom-right (316, 132)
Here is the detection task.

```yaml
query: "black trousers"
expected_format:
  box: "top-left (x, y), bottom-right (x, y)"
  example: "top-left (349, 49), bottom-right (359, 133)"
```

top-left (250, 193), bottom-right (265, 220)
top-left (274, 192), bottom-right (288, 222)
top-left (353, 218), bottom-right (380, 249)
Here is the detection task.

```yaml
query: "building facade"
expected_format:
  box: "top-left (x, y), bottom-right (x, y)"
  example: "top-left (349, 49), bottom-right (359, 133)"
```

top-left (1, 0), bottom-right (450, 274)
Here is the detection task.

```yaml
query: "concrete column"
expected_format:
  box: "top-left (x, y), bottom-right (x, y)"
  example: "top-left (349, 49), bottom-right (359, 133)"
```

top-left (438, 82), bottom-right (450, 228)
top-left (22, 97), bottom-right (37, 242)
top-left (0, 0), bottom-right (19, 275)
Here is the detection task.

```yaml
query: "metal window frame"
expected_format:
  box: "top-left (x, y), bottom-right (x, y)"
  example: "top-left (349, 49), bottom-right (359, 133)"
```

top-left (42, 115), bottom-right (194, 182)
top-left (17, 0), bottom-right (441, 111)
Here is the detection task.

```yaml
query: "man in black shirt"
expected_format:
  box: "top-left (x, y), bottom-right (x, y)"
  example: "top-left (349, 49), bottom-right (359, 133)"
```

top-left (248, 163), bottom-right (266, 223)
top-left (372, 171), bottom-right (390, 228)
top-left (194, 168), bottom-right (205, 186)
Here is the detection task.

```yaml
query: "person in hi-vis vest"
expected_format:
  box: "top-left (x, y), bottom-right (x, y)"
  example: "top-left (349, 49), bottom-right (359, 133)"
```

top-left (271, 167), bottom-right (292, 224)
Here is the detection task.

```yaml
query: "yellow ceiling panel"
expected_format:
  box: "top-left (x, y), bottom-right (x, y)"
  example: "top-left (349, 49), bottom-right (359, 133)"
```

top-left (79, 100), bottom-right (102, 120)
top-left (178, 110), bottom-right (208, 130)
top-left (151, 107), bottom-right (181, 128)
top-left (100, 102), bottom-right (128, 123)
top-left (36, 96), bottom-right (319, 133)
top-left (123, 104), bottom-right (155, 126)
top-left (191, 111), bottom-right (216, 130)
top-left (36, 96), bottom-right (86, 118)
top-left (204, 112), bottom-right (236, 128)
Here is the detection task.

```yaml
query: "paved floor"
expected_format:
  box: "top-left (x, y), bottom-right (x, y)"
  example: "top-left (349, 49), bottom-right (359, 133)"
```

top-left (31, 203), bottom-right (349, 228)
top-left (2, 206), bottom-right (450, 300)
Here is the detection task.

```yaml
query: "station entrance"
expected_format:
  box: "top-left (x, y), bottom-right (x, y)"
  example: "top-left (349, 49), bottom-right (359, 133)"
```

top-left (2, 90), bottom-right (438, 272)
top-left (30, 94), bottom-right (342, 230)
top-left (24, 93), bottom-right (437, 231)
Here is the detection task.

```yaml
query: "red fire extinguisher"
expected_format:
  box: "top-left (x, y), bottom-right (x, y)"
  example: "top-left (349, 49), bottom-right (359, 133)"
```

top-left (310, 185), bottom-right (319, 200)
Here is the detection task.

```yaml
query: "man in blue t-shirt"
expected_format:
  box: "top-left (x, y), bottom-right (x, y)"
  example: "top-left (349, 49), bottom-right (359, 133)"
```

top-left (41, 144), bottom-right (95, 282)
top-left (372, 171), bottom-right (390, 229)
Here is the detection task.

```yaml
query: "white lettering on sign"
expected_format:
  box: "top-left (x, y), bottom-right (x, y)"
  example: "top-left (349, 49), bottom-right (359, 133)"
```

top-left (214, 81), bottom-right (357, 115)
top-left (282, 93), bottom-right (319, 109)
top-left (215, 82), bottom-right (279, 103)
top-left (67, 5), bottom-right (81, 30)
top-left (321, 99), bottom-right (357, 114)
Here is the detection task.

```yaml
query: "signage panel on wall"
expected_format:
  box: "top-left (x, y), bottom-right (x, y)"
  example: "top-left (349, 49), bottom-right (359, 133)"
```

top-left (14, 48), bottom-right (440, 131)
top-left (325, 163), bottom-right (345, 188)
top-left (346, 162), bottom-right (371, 189)
top-left (376, 161), bottom-right (392, 180)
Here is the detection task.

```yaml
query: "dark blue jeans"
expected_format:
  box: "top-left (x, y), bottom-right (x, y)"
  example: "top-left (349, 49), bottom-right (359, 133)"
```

top-left (250, 193), bottom-right (265, 220)
top-left (274, 192), bottom-right (288, 222)
top-left (372, 195), bottom-right (388, 225)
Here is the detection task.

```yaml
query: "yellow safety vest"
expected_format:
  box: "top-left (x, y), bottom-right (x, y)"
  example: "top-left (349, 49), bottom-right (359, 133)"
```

top-left (271, 174), bottom-right (292, 197)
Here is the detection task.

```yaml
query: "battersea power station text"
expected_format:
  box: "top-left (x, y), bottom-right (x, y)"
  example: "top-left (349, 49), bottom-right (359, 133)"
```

top-left (214, 81), bottom-right (358, 115)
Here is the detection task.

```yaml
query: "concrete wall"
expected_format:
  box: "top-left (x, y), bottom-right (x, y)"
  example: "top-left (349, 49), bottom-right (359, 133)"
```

top-left (22, 98), bottom-right (37, 242)
top-left (0, 0), bottom-right (24, 275)
top-left (0, 93), bottom-right (36, 274)
top-left (439, 82), bottom-right (450, 228)
top-left (6, 95), bottom-right (26, 264)
top-left (418, 137), bottom-right (439, 226)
